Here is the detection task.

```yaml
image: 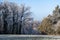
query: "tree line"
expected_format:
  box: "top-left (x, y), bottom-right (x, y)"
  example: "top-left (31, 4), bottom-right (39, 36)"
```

top-left (0, 2), bottom-right (41, 34)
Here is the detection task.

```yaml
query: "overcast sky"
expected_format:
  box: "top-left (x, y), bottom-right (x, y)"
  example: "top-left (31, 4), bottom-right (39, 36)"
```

top-left (0, 0), bottom-right (60, 21)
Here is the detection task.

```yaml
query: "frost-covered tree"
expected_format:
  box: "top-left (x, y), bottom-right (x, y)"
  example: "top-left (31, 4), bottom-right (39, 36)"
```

top-left (20, 5), bottom-right (33, 34)
top-left (32, 20), bottom-right (41, 35)
top-left (38, 5), bottom-right (60, 35)
top-left (0, 2), bottom-right (33, 34)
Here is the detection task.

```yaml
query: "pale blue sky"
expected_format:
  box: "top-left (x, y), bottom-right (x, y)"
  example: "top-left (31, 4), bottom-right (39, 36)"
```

top-left (0, 0), bottom-right (60, 20)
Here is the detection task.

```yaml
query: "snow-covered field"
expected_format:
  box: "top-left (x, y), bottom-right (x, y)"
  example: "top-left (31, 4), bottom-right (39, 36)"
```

top-left (0, 35), bottom-right (59, 40)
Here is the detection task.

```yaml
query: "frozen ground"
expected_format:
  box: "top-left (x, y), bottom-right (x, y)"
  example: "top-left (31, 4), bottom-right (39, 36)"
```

top-left (0, 35), bottom-right (60, 40)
